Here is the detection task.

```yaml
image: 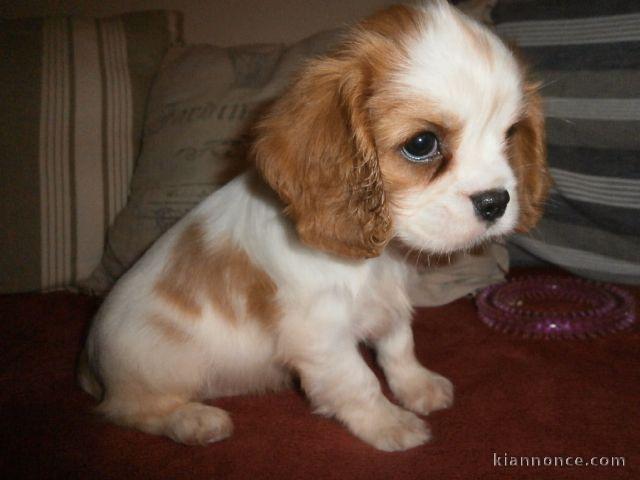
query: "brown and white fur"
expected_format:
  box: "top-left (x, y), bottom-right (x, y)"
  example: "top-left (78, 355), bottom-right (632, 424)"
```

top-left (79, 1), bottom-right (549, 451)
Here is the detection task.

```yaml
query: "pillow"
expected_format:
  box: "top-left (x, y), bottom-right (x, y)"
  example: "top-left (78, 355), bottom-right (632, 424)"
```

top-left (494, 0), bottom-right (640, 284)
top-left (0, 11), bottom-right (182, 293)
top-left (83, 30), bottom-right (343, 293)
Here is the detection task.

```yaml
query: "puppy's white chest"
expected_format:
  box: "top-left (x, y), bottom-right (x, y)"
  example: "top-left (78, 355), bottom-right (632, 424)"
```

top-left (352, 261), bottom-right (412, 340)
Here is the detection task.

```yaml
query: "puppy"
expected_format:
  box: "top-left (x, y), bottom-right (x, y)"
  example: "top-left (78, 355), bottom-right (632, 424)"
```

top-left (79, 0), bottom-right (549, 451)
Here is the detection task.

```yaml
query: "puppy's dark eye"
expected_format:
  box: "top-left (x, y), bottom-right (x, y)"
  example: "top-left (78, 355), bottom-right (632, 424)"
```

top-left (506, 124), bottom-right (517, 139)
top-left (401, 131), bottom-right (440, 163)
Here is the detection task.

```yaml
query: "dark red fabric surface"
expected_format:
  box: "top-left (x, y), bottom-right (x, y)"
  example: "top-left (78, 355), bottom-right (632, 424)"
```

top-left (1, 274), bottom-right (638, 480)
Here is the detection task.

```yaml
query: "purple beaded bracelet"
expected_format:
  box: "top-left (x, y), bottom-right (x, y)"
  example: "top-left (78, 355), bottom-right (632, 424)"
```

top-left (475, 276), bottom-right (636, 339)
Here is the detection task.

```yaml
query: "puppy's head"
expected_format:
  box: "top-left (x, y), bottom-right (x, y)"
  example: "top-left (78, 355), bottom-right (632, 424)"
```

top-left (253, 0), bottom-right (549, 258)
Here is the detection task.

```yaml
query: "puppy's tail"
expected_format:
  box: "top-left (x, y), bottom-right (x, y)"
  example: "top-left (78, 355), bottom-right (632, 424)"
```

top-left (77, 346), bottom-right (103, 400)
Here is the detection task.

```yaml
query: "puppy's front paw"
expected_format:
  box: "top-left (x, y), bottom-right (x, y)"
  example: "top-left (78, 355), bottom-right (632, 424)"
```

top-left (349, 402), bottom-right (432, 452)
top-left (392, 369), bottom-right (454, 416)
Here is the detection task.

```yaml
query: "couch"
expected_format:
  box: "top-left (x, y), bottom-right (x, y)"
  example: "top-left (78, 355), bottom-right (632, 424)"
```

top-left (1, 1), bottom-right (639, 478)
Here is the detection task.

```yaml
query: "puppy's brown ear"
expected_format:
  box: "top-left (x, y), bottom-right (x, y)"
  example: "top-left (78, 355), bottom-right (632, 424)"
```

top-left (252, 51), bottom-right (392, 259)
top-left (510, 82), bottom-right (551, 232)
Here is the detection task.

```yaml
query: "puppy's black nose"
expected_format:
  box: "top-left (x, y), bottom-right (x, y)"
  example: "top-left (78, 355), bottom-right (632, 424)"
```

top-left (471, 189), bottom-right (510, 223)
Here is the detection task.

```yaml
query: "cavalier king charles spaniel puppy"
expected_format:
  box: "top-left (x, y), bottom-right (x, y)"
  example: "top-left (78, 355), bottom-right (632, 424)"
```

top-left (79, 0), bottom-right (549, 451)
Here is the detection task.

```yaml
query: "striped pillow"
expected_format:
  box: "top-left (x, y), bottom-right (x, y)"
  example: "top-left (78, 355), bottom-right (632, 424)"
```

top-left (0, 11), bottom-right (182, 293)
top-left (494, 0), bottom-right (640, 284)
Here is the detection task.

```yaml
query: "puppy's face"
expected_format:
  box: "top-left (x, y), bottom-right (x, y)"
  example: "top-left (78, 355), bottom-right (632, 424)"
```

top-left (369, 4), bottom-right (532, 253)
top-left (254, 1), bottom-right (549, 258)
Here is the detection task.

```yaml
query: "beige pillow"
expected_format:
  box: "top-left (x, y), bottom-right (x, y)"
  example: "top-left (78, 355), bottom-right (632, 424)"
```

top-left (84, 30), bottom-right (342, 293)
top-left (0, 11), bottom-right (182, 293)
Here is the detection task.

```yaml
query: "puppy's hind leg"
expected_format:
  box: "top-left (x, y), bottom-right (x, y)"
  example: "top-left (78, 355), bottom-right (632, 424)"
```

top-left (160, 402), bottom-right (234, 445)
top-left (97, 387), bottom-right (233, 445)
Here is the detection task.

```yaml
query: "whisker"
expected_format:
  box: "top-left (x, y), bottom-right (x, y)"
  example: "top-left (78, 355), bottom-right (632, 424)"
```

top-left (537, 76), bottom-right (564, 91)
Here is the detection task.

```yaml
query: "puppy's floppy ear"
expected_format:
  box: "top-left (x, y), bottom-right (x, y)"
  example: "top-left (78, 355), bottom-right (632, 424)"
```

top-left (510, 82), bottom-right (551, 232)
top-left (252, 49), bottom-right (392, 259)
